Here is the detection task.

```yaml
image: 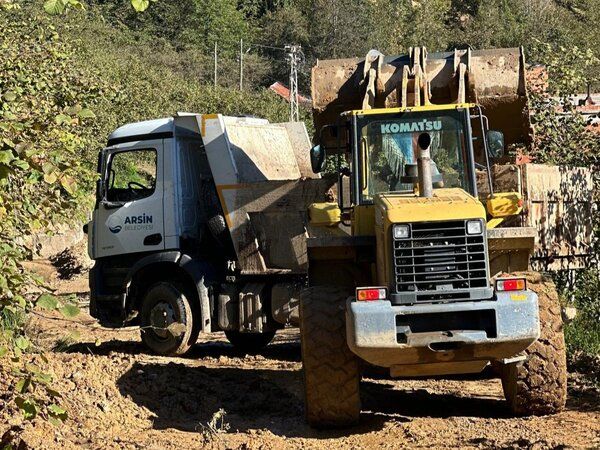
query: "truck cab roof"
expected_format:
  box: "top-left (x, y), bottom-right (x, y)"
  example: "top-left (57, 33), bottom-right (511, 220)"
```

top-left (107, 117), bottom-right (199, 146)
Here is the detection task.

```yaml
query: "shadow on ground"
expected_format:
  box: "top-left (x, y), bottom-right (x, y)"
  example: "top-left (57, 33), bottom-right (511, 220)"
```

top-left (115, 359), bottom-right (523, 439)
top-left (68, 334), bottom-right (600, 438)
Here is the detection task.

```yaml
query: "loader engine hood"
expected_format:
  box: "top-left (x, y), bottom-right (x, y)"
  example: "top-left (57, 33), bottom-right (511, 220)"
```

top-left (374, 188), bottom-right (486, 226)
top-left (372, 188), bottom-right (490, 298)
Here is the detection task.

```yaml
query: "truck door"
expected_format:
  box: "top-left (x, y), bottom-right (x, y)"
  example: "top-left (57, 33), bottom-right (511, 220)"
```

top-left (94, 140), bottom-right (165, 258)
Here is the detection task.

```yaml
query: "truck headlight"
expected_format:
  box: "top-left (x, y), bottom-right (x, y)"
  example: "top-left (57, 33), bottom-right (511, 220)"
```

top-left (466, 220), bottom-right (483, 235)
top-left (393, 224), bottom-right (410, 239)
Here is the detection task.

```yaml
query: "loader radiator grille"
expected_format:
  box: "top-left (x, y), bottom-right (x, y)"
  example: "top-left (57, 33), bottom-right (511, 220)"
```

top-left (393, 220), bottom-right (489, 297)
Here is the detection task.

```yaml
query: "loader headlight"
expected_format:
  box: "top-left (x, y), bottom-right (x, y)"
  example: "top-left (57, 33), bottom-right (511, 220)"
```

top-left (393, 224), bottom-right (410, 239)
top-left (466, 220), bottom-right (483, 235)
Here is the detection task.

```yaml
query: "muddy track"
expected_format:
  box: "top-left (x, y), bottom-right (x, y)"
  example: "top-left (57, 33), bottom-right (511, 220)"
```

top-left (0, 298), bottom-right (598, 450)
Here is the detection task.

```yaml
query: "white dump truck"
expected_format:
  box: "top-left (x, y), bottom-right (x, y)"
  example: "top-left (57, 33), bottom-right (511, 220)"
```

top-left (85, 114), bottom-right (334, 355)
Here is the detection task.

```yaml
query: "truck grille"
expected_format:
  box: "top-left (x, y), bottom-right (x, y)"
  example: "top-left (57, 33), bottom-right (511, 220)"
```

top-left (393, 220), bottom-right (488, 296)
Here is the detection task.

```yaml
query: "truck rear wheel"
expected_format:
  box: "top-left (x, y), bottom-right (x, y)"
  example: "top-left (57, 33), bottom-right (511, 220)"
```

top-left (140, 282), bottom-right (199, 356)
top-left (224, 330), bottom-right (276, 353)
top-left (300, 286), bottom-right (360, 429)
top-left (501, 272), bottom-right (567, 415)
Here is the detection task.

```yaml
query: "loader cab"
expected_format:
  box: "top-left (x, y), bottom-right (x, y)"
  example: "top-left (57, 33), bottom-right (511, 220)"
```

top-left (351, 104), bottom-right (479, 203)
top-left (313, 103), bottom-right (501, 214)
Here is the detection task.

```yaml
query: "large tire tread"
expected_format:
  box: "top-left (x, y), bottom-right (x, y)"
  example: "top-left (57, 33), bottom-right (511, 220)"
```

top-left (300, 286), bottom-right (361, 428)
top-left (501, 271), bottom-right (567, 416)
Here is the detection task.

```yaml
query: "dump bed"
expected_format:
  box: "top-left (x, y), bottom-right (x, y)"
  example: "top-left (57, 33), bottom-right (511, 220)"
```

top-left (183, 114), bottom-right (335, 275)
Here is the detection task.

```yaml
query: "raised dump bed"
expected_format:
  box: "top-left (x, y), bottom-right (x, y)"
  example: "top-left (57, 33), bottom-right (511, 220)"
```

top-left (197, 114), bottom-right (336, 274)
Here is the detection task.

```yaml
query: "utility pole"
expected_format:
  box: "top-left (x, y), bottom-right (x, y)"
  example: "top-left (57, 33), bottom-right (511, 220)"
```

top-left (214, 42), bottom-right (218, 89)
top-left (285, 44), bottom-right (303, 122)
top-left (239, 38), bottom-right (243, 91)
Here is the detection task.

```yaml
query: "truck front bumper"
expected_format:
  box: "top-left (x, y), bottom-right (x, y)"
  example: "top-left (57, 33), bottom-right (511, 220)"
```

top-left (346, 291), bottom-right (540, 376)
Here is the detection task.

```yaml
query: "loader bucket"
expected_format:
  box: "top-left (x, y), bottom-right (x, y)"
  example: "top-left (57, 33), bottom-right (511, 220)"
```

top-left (311, 47), bottom-right (531, 150)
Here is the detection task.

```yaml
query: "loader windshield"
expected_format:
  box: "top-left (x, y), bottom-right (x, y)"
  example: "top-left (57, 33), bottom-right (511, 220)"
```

top-left (358, 110), bottom-right (469, 200)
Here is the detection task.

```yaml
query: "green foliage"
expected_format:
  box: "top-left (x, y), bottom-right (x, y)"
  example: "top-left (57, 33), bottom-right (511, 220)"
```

top-left (555, 269), bottom-right (600, 358)
top-left (0, 10), bottom-right (105, 304)
top-left (88, 0), bottom-right (253, 55)
top-left (0, 8), bottom-right (98, 423)
top-left (12, 360), bottom-right (68, 424)
top-left (130, 0), bottom-right (150, 12)
top-left (532, 41), bottom-right (599, 96)
top-left (43, 0), bottom-right (83, 15)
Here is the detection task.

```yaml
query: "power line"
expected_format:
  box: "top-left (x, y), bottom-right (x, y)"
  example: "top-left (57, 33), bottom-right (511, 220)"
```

top-left (285, 44), bottom-right (304, 122)
top-left (239, 41), bottom-right (304, 122)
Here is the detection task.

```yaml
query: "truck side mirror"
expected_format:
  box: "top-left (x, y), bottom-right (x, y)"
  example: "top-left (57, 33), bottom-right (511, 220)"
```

top-left (310, 144), bottom-right (326, 173)
top-left (486, 130), bottom-right (505, 158)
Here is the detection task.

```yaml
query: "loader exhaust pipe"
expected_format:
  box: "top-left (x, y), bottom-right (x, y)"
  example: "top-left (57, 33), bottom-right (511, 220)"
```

top-left (417, 133), bottom-right (433, 198)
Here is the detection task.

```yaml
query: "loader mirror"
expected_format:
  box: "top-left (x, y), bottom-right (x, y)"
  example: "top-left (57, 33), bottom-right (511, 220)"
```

top-left (486, 130), bottom-right (505, 158)
top-left (310, 144), bottom-right (326, 173)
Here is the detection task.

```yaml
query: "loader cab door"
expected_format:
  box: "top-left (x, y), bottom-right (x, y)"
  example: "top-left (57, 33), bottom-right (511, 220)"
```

top-left (93, 140), bottom-right (165, 259)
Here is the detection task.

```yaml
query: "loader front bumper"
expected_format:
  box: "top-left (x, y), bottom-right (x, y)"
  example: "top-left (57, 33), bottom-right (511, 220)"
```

top-left (346, 291), bottom-right (540, 376)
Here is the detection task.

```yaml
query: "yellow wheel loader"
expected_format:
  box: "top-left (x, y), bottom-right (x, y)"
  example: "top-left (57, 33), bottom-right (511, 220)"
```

top-left (300, 47), bottom-right (567, 428)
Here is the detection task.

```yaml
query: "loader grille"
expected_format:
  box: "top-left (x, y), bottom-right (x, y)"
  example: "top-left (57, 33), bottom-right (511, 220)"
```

top-left (393, 220), bottom-right (489, 298)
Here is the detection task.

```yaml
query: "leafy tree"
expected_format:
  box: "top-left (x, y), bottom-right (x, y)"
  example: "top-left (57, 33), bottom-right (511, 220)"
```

top-left (258, 5), bottom-right (310, 86)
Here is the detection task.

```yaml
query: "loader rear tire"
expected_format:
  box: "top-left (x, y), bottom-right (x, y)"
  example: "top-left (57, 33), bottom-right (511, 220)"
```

top-left (501, 272), bottom-right (567, 415)
top-left (300, 286), bottom-right (361, 429)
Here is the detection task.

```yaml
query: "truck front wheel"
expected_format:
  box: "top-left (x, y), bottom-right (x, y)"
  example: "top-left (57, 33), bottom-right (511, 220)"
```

top-left (140, 282), bottom-right (199, 356)
top-left (300, 286), bottom-right (361, 429)
top-left (500, 272), bottom-right (567, 415)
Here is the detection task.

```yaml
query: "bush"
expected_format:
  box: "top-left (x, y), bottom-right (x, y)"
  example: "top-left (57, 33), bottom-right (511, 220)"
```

top-left (555, 269), bottom-right (600, 359)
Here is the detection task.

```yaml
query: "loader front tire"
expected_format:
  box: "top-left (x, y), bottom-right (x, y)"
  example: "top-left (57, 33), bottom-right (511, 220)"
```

top-left (501, 272), bottom-right (567, 415)
top-left (300, 286), bottom-right (361, 429)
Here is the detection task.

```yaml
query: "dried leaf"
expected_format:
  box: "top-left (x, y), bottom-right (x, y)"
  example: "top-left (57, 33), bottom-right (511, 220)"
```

top-left (166, 322), bottom-right (187, 337)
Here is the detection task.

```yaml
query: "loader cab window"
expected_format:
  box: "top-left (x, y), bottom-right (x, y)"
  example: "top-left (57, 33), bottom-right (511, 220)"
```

top-left (106, 149), bottom-right (157, 202)
top-left (358, 110), bottom-right (469, 201)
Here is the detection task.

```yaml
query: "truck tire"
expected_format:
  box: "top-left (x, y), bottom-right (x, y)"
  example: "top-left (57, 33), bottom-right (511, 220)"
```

top-left (224, 330), bottom-right (276, 353)
top-left (300, 286), bottom-right (361, 428)
top-left (140, 282), bottom-right (199, 356)
top-left (500, 271), bottom-right (567, 415)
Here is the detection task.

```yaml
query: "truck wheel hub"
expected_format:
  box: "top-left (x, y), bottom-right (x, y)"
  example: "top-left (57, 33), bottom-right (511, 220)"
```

top-left (150, 301), bottom-right (176, 339)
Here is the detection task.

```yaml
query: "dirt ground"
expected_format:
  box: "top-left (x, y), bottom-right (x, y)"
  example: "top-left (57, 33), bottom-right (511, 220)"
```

top-left (1, 267), bottom-right (600, 450)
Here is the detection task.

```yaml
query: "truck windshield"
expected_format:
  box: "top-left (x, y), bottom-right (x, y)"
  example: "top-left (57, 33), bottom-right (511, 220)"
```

top-left (358, 110), bottom-right (468, 200)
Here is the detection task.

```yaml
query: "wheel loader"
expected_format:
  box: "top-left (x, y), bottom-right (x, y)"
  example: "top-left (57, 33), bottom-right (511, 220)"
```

top-left (300, 47), bottom-right (568, 428)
